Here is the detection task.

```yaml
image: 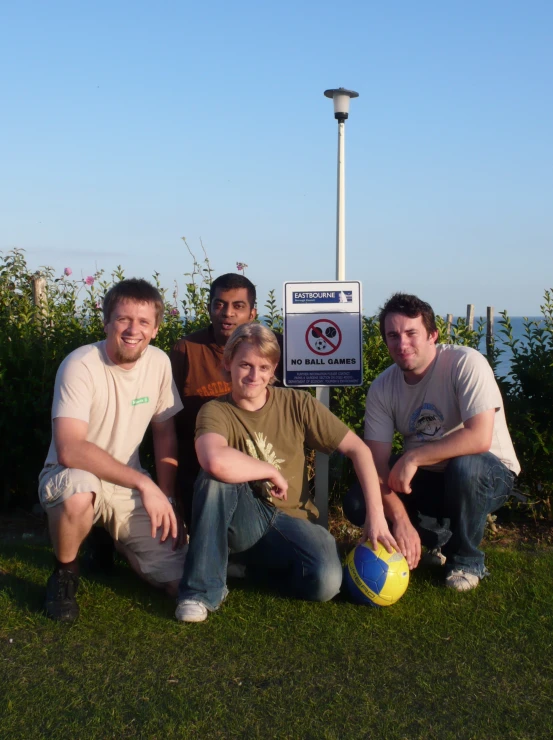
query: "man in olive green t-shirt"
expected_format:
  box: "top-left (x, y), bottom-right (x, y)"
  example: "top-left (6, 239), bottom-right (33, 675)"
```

top-left (175, 324), bottom-right (398, 623)
top-left (170, 272), bottom-right (283, 526)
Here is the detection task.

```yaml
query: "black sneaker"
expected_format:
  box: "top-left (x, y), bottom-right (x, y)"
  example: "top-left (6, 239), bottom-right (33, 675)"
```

top-left (45, 569), bottom-right (80, 622)
top-left (81, 527), bottom-right (115, 575)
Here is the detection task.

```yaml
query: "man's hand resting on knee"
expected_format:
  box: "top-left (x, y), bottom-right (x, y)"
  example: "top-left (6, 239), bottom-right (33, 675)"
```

top-left (137, 477), bottom-right (179, 542)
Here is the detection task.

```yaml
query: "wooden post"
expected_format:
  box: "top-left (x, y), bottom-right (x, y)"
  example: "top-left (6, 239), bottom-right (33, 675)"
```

top-left (486, 306), bottom-right (494, 359)
top-left (466, 304), bottom-right (474, 330)
top-left (446, 313), bottom-right (453, 337)
top-left (31, 275), bottom-right (47, 308)
top-left (31, 274), bottom-right (48, 324)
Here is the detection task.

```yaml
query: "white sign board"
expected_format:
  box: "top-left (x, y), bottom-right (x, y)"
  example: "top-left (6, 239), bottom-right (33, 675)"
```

top-left (283, 281), bottom-right (363, 387)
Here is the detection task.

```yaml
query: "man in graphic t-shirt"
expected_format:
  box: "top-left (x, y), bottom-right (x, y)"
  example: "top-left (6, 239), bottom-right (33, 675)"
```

top-left (170, 273), bottom-right (282, 526)
top-left (343, 293), bottom-right (520, 592)
top-left (175, 323), bottom-right (398, 623)
top-left (38, 279), bottom-right (187, 622)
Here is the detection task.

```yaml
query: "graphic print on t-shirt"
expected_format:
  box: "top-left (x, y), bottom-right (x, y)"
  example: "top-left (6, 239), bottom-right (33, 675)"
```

top-left (409, 403), bottom-right (445, 440)
top-left (245, 432), bottom-right (285, 500)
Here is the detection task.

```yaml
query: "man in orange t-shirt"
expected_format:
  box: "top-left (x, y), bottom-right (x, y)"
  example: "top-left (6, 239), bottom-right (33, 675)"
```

top-left (170, 273), bottom-right (283, 525)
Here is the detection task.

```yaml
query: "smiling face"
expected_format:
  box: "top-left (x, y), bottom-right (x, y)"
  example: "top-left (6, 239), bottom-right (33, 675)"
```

top-left (104, 299), bottom-right (159, 369)
top-left (384, 313), bottom-right (438, 383)
top-left (209, 287), bottom-right (256, 346)
top-left (225, 342), bottom-right (277, 410)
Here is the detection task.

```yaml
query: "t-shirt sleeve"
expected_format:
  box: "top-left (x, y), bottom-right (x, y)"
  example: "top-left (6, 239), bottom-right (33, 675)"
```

top-left (52, 355), bottom-right (94, 423)
top-left (454, 350), bottom-right (502, 422)
top-left (194, 399), bottom-right (231, 442)
top-left (303, 394), bottom-right (349, 453)
top-left (364, 378), bottom-right (395, 443)
top-left (152, 354), bottom-right (184, 423)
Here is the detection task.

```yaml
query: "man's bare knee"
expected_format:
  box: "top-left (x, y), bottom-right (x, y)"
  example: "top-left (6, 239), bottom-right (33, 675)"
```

top-left (48, 491), bottom-right (95, 522)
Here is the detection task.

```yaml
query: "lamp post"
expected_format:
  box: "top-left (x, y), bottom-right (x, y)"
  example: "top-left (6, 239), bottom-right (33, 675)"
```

top-left (314, 88), bottom-right (359, 528)
top-left (324, 88), bottom-right (359, 280)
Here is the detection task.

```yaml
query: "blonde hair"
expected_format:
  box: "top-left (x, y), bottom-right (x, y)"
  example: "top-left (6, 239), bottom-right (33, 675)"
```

top-left (222, 324), bottom-right (281, 384)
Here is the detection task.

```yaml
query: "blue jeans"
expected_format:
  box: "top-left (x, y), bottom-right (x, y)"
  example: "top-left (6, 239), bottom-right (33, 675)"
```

top-left (178, 472), bottom-right (343, 611)
top-left (343, 452), bottom-right (516, 578)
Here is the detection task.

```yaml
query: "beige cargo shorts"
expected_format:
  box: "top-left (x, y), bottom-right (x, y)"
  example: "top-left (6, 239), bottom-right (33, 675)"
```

top-left (38, 464), bottom-right (187, 584)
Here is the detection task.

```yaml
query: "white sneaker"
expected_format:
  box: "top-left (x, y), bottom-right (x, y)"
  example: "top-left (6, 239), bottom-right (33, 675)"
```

top-left (421, 548), bottom-right (447, 567)
top-left (445, 569), bottom-right (480, 592)
top-left (175, 599), bottom-right (209, 623)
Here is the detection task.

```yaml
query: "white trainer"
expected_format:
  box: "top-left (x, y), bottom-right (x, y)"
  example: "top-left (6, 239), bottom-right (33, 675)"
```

top-left (445, 569), bottom-right (480, 592)
top-left (421, 548), bottom-right (447, 567)
top-left (175, 599), bottom-right (209, 623)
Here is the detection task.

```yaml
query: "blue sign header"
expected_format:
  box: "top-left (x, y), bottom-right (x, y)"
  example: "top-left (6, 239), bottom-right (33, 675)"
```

top-left (292, 291), bottom-right (353, 304)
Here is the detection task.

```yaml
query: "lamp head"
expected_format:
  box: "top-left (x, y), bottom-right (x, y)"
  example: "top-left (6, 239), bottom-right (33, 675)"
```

top-left (324, 87), bottom-right (359, 121)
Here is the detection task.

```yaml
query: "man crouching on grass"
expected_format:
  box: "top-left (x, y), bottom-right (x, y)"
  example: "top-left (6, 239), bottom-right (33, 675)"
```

top-left (38, 279), bottom-right (187, 622)
top-left (175, 323), bottom-right (398, 623)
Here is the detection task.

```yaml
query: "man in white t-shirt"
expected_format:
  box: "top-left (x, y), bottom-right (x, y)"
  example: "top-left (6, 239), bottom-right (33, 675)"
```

top-left (343, 293), bottom-right (520, 592)
top-left (38, 279), bottom-right (187, 621)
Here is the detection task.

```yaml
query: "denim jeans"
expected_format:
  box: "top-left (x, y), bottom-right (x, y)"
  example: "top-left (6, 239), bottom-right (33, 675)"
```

top-left (343, 452), bottom-right (516, 578)
top-left (178, 472), bottom-right (343, 611)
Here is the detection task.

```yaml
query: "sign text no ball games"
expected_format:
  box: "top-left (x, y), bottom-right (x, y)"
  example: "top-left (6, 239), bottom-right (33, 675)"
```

top-left (283, 281), bottom-right (363, 387)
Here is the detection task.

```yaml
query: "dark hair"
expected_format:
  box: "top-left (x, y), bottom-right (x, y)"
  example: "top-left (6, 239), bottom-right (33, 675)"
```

top-left (378, 293), bottom-right (437, 341)
top-left (103, 279), bottom-right (164, 325)
top-left (209, 273), bottom-right (256, 309)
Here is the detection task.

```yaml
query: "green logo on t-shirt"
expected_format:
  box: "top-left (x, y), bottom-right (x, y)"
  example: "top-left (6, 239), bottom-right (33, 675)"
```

top-left (132, 397), bottom-right (150, 406)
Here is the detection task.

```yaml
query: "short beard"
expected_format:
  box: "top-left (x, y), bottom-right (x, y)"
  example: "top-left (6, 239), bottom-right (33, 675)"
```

top-left (114, 345), bottom-right (144, 364)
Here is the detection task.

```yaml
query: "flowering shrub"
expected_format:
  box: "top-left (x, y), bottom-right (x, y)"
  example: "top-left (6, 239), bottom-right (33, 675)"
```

top-left (1, 246), bottom-right (551, 517)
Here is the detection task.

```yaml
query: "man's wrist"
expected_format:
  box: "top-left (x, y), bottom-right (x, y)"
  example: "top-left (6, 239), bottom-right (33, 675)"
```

top-left (402, 449), bottom-right (418, 466)
top-left (134, 472), bottom-right (153, 493)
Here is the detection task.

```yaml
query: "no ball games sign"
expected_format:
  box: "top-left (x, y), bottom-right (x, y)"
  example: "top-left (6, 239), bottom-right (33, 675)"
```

top-left (283, 281), bottom-right (362, 387)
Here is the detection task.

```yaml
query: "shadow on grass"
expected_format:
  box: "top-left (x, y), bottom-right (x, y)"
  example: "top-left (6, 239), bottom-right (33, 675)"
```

top-left (0, 569), bottom-right (45, 614)
top-left (0, 537), bottom-right (451, 626)
top-left (0, 541), bottom-right (179, 620)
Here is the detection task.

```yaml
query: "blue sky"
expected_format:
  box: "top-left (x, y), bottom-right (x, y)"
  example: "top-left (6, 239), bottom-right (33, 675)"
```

top-left (1, 0), bottom-right (551, 316)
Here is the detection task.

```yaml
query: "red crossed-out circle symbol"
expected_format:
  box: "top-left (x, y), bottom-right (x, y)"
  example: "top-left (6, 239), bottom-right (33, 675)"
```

top-left (305, 318), bottom-right (342, 356)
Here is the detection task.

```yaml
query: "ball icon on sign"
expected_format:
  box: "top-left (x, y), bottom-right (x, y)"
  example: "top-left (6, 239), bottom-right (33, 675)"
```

top-left (325, 326), bottom-right (337, 338)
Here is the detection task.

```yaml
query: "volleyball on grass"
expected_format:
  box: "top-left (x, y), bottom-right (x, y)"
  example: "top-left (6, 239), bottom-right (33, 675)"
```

top-left (343, 542), bottom-right (410, 607)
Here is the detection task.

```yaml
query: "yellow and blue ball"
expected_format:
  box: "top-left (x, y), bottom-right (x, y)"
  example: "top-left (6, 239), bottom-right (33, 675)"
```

top-left (343, 542), bottom-right (410, 607)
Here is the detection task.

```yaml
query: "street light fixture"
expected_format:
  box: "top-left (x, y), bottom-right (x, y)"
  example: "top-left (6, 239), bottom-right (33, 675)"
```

top-left (324, 87), bottom-right (359, 280)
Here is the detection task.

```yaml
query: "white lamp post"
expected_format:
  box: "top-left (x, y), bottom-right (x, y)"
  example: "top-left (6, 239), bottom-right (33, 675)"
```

top-left (324, 87), bottom-right (359, 280)
top-left (314, 88), bottom-right (359, 528)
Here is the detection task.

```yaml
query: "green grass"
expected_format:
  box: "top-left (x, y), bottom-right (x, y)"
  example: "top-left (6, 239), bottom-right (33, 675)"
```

top-left (1, 539), bottom-right (552, 740)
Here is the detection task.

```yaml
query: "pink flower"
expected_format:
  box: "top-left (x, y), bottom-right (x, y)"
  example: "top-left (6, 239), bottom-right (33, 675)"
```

top-left (84, 276), bottom-right (94, 286)
top-left (64, 267), bottom-right (72, 276)
top-left (95, 301), bottom-right (102, 310)
top-left (170, 308), bottom-right (179, 316)
top-left (236, 262), bottom-right (248, 272)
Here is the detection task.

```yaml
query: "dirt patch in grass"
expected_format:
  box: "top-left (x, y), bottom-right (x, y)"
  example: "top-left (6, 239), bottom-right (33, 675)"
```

top-left (328, 505), bottom-right (553, 554)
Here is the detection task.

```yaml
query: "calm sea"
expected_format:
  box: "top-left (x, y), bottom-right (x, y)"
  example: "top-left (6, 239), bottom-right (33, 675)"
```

top-left (448, 316), bottom-right (543, 377)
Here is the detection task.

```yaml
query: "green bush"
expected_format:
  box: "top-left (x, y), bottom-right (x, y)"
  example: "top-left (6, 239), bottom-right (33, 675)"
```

top-left (496, 298), bottom-right (553, 518)
top-left (1, 247), bottom-right (551, 518)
